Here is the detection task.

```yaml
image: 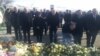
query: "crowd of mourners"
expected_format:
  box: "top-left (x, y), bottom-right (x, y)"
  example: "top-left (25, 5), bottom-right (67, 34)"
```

top-left (4, 6), bottom-right (100, 47)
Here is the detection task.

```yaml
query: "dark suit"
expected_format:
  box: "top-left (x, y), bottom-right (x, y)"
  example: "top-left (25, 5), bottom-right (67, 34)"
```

top-left (58, 12), bottom-right (64, 28)
top-left (33, 15), bottom-right (45, 42)
top-left (71, 13), bottom-right (84, 45)
top-left (4, 9), bottom-right (12, 34)
top-left (85, 13), bottom-right (99, 47)
top-left (20, 11), bottom-right (31, 44)
top-left (31, 11), bottom-right (39, 36)
top-left (47, 12), bottom-right (59, 43)
top-left (42, 12), bottom-right (48, 35)
top-left (64, 12), bottom-right (72, 24)
top-left (10, 10), bottom-right (21, 41)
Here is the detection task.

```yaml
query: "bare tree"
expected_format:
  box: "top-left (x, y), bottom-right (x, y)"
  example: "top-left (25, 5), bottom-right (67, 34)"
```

top-left (0, 0), bottom-right (3, 6)
top-left (0, 0), bottom-right (14, 12)
top-left (0, 0), bottom-right (13, 6)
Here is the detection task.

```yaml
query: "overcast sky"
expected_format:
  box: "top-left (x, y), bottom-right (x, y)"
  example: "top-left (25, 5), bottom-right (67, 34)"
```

top-left (10, 0), bottom-right (100, 11)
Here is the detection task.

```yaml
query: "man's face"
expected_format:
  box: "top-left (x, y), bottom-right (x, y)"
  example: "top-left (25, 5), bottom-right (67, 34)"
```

top-left (66, 10), bottom-right (69, 13)
top-left (87, 10), bottom-right (92, 14)
top-left (51, 10), bottom-right (55, 15)
top-left (39, 13), bottom-right (42, 17)
top-left (92, 9), bottom-right (97, 15)
top-left (69, 10), bottom-right (71, 14)
top-left (13, 7), bottom-right (17, 11)
top-left (77, 10), bottom-right (81, 15)
top-left (33, 8), bottom-right (36, 11)
top-left (24, 8), bottom-right (27, 12)
top-left (82, 12), bottom-right (86, 15)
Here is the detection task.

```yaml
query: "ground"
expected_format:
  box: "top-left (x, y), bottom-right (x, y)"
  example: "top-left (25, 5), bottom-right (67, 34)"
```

top-left (0, 28), bottom-right (100, 47)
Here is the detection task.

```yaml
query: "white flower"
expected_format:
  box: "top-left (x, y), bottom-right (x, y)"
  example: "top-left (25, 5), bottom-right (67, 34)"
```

top-left (76, 50), bottom-right (83, 54)
top-left (90, 47), bottom-right (98, 52)
top-left (9, 46), bottom-right (16, 52)
top-left (0, 44), bottom-right (2, 49)
top-left (15, 49), bottom-right (26, 56)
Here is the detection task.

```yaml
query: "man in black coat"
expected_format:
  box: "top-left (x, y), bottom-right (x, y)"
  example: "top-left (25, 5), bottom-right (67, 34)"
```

top-left (71, 10), bottom-right (84, 45)
top-left (16, 9), bottom-right (23, 41)
top-left (47, 9), bottom-right (59, 43)
top-left (4, 8), bottom-right (12, 34)
top-left (85, 9), bottom-right (99, 47)
top-left (58, 11), bottom-right (64, 28)
top-left (33, 12), bottom-right (45, 42)
top-left (20, 8), bottom-right (31, 44)
top-left (42, 10), bottom-right (48, 35)
top-left (10, 7), bottom-right (21, 41)
top-left (62, 20), bottom-right (76, 45)
top-left (64, 10), bottom-right (72, 24)
top-left (31, 8), bottom-right (39, 36)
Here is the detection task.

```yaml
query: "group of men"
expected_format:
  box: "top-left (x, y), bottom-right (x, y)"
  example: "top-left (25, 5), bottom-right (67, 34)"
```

top-left (64, 9), bottom-right (100, 47)
top-left (4, 6), bottom-right (100, 47)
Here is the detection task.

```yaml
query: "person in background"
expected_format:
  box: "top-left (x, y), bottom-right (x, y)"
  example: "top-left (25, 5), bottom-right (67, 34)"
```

top-left (42, 9), bottom-right (48, 35)
top-left (33, 12), bottom-right (45, 42)
top-left (47, 5), bottom-right (59, 43)
top-left (10, 7), bottom-right (21, 41)
top-left (71, 10), bottom-right (84, 45)
top-left (4, 8), bottom-right (12, 34)
top-left (85, 9), bottom-right (99, 47)
top-left (31, 8), bottom-right (38, 36)
top-left (62, 20), bottom-right (76, 45)
top-left (64, 10), bottom-right (72, 24)
top-left (20, 8), bottom-right (31, 44)
top-left (17, 9), bottom-right (23, 41)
